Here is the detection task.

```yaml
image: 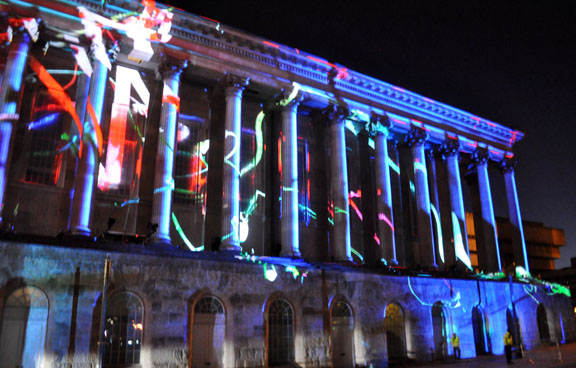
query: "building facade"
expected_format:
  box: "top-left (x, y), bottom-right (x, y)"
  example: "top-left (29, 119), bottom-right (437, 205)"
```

top-left (0, 0), bottom-right (573, 367)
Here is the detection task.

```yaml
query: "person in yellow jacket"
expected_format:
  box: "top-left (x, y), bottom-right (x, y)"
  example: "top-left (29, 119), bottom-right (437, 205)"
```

top-left (451, 333), bottom-right (461, 359)
top-left (504, 329), bottom-right (514, 364)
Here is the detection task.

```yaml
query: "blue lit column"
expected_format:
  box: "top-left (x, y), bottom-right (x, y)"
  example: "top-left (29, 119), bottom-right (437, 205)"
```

top-left (279, 92), bottom-right (302, 257)
top-left (0, 26), bottom-right (31, 223)
top-left (327, 105), bottom-right (352, 261)
top-left (471, 148), bottom-right (501, 272)
top-left (151, 58), bottom-right (188, 244)
top-left (221, 75), bottom-right (249, 252)
top-left (370, 115), bottom-right (396, 265)
top-left (500, 157), bottom-right (529, 273)
top-left (426, 149), bottom-right (443, 267)
top-left (69, 42), bottom-right (116, 235)
top-left (439, 140), bottom-right (471, 269)
top-left (406, 128), bottom-right (437, 269)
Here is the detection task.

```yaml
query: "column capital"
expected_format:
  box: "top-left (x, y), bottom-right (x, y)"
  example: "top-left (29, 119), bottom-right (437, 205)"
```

top-left (406, 127), bottom-right (428, 147)
top-left (500, 157), bottom-right (518, 174)
top-left (368, 113), bottom-right (392, 137)
top-left (89, 40), bottom-right (119, 65)
top-left (6, 16), bottom-right (40, 43)
top-left (223, 73), bottom-right (249, 96)
top-left (276, 87), bottom-right (303, 110)
top-left (322, 104), bottom-right (348, 125)
top-left (157, 56), bottom-right (188, 80)
top-left (471, 148), bottom-right (491, 166)
top-left (439, 139), bottom-right (461, 159)
top-left (426, 148), bottom-right (438, 162)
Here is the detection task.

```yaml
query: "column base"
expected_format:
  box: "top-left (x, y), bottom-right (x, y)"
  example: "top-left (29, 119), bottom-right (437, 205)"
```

top-left (280, 250), bottom-right (301, 258)
top-left (70, 226), bottom-right (92, 237)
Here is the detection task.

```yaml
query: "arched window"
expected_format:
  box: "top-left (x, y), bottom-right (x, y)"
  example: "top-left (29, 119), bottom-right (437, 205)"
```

top-left (331, 301), bottom-right (354, 368)
top-left (472, 305), bottom-right (490, 355)
top-left (191, 296), bottom-right (225, 368)
top-left (385, 303), bottom-right (406, 362)
top-left (103, 292), bottom-right (143, 366)
top-left (432, 302), bottom-right (447, 360)
top-left (536, 304), bottom-right (550, 345)
top-left (0, 286), bottom-right (49, 368)
top-left (267, 299), bottom-right (294, 366)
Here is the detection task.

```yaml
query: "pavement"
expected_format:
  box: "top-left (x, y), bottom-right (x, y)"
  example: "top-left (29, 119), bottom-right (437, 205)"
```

top-left (391, 342), bottom-right (576, 368)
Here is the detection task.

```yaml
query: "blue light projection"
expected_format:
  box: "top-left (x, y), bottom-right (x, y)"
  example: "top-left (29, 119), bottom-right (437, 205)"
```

top-left (407, 276), bottom-right (461, 309)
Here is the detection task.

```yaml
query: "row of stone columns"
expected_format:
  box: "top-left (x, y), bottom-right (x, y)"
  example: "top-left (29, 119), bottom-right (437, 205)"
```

top-left (0, 24), bottom-right (528, 273)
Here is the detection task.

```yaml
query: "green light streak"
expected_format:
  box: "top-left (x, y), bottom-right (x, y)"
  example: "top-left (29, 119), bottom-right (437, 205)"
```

top-left (171, 212), bottom-right (203, 252)
top-left (240, 111), bottom-right (265, 177)
top-left (351, 248), bottom-right (364, 262)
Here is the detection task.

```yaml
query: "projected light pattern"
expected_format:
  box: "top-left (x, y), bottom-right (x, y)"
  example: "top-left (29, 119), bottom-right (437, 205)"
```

top-left (451, 212), bottom-right (472, 269)
top-left (171, 212), bottom-right (203, 252)
top-left (235, 251), bottom-right (310, 284)
top-left (408, 276), bottom-right (461, 309)
top-left (431, 205), bottom-right (444, 263)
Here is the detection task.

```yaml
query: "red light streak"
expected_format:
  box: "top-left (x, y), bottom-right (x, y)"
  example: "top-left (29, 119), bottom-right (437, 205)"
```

top-left (373, 233), bottom-right (380, 246)
top-left (391, 118), bottom-right (407, 126)
top-left (86, 98), bottom-right (103, 156)
top-left (263, 41), bottom-right (280, 49)
top-left (200, 15), bottom-right (219, 23)
top-left (349, 198), bottom-right (363, 221)
top-left (392, 86), bottom-right (406, 93)
top-left (63, 62), bottom-right (78, 90)
top-left (505, 153), bottom-right (514, 158)
top-left (306, 56), bottom-right (348, 79)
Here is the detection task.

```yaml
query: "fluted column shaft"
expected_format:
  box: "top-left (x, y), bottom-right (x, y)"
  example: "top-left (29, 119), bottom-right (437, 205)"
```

top-left (279, 96), bottom-right (301, 257)
top-left (501, 158), bottom-right (529, 273)
top-left (371, 118), bottom-right (396, 265)
top-left (472, 149), bottom-right (501, 272)
top-left (328, 106), bottom-right (352, 261)
top-left (407, 128), bottom-right (436, 268)
top-left (70, 47), bottom-right (111, 235)
top-left (221, 76), bottom-right (248, 251)
top-left (0, 28), bottom-right (31, 222)
top-left (151, 59), bottom-right (187, 243)
top-left (440, 140), bottom-right (471, 269)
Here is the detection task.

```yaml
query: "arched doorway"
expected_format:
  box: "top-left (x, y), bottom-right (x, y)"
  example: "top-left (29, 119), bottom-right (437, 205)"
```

top-left (536, 304), bottom-right (550, 345)
top-left (331, 301), bottom-right (354, 368)
top-left (385, 303), bottom-right (406, 363)
top-left (267, 299), bottom-right (295, 366)
top-left (472, 305), bottom-right (489, 355)
top-left (432, 302), bottom-right (447, 360)
top-left (103, 292), bottom-right (144, 365)
top-left (0, 286), bottom-right (49, 368)
top-left (191, 296), bottom-right (225, 368)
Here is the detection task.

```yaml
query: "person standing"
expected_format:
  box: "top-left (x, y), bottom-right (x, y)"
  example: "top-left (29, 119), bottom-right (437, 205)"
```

top-left (451, 333), bottom-right (461, 359)
top-left (504, 329), bottom-right (514, 364)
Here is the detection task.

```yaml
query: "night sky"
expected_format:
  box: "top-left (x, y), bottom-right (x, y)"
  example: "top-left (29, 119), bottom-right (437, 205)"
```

top-left (167, 0), bottom-right (576, 268)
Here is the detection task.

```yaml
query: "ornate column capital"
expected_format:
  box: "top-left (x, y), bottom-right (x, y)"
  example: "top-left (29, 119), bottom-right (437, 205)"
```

top-left (157, 56), bottom-right (188, 80)
top-left (426, 148), bottom-right (438, 162)
top-left (439, 139), bottom-right (461, 159)
top-left (223, 73), bottom-right (249, 96)
top-left (89, 39), bottom-right (119, 65)
top-left (500, 157), bottom-right (518, 174)
top-left (406, 127), bottom-right (428, 147)
top-left (322, 104), bottom-right (348, 125)
top-left (368, 113), bottom-right (392, 137)
top-left (275, 86), bottom-right (303, 110)
top-left (471, 148), bottom-right (491, 166)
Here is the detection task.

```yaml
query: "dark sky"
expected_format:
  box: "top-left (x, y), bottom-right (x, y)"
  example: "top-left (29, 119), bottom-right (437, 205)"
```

top-left (167, 0), bottom-right (576, 268)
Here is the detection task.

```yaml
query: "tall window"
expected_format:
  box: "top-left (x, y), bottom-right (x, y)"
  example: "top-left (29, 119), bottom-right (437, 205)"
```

top-left (536, 304), bottom-right (550, 345)
top-left (267, 299), bottom-right (294, 366)
top-left (385, 303), bottom-right (406, 362)
top-left (432, 302), bottom-right (447, 360)
top-left (22, 89), bottom-right (67, 186)
top-left (0, 286), bottom-right (49, 368)
top-left (191, 296), bottom-right (225, 368)
top-left (103, 292), bottom-right (144, 365)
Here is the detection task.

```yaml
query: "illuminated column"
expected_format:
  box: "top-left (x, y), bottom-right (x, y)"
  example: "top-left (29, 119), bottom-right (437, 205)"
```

top-left (370, 115), bottom-right (396, 265)
top-left (406, 128), bottom-right (437, 269)
top-left (278, 92), bottom-right (303, 257)
top-left (221, 75), bottom-right (249, 252)
top-left (70, 42), bottom-right (117, 235)
top-left (0, 25), bottom-right (31, 222)
top-left (500, 157), bottom-right (529, 273)
top-left (426, 149), bottom-right (443, 266)
top-left (326, 105), bottom-right (352, 261)
top-left (439, 140), bottom-right (470, 269)
top-left (150, 58), bottom-right (188, 244)
top-left (471, 148), bottom-right (501, 272)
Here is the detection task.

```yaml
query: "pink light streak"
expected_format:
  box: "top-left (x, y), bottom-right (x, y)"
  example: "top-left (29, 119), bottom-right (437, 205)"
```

top-left (378, 213), bottom-right (395, 232)
top-left (374, 233), bottom-right (381, 246)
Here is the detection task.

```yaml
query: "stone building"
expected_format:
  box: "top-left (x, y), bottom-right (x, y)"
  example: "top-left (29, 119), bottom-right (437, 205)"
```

top-left (0, 0), bottom-right (573, 367)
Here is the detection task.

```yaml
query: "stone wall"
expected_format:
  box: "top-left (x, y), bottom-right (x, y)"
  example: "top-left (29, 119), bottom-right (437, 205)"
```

top-left (0, 241), bottom-right (573, 368)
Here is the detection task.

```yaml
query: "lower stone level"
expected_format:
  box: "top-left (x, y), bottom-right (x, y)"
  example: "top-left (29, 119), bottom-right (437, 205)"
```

top-left (0, 241), bottom-right (573, 368)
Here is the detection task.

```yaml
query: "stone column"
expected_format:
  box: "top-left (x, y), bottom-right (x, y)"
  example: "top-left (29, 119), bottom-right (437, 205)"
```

top-left (0, 24), bottom-right (32, 223)
top-left (500, 157), bottom-right (529, 273)
top-left (370, 115), bottom-right (397, 265)
top-left (150, 58), bottom-right (188, 244)
top-left (278, 91), bottom-right (303, 257)
top-left (326, 105), bottom-right (352, 261)
top-left (220, 75), bottom-right (249, 252)
top-left (439, 140), bottom-right (471, 269)
top-left (406, 128), bottom-right (436, 269)
top-left (69, 42), bottom-right (117, 235)
top-left (426, 149), bottom-right (444, 266)
top-left (471, 148), bottom-right (501, 272)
